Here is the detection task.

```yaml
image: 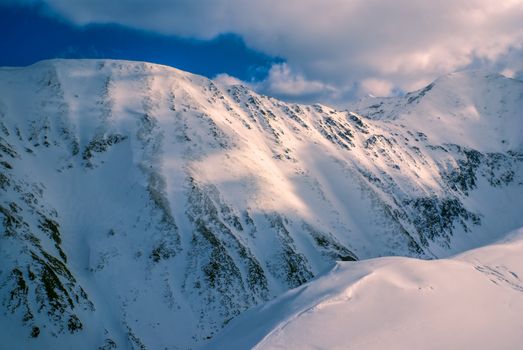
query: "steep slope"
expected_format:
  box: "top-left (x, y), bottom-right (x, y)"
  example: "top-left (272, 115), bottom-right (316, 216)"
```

top-left (352, 70), bottom-right (523, 152)
top-left (207, 228), bottom-right (523, 350)
top-left (0, 59), bottom-right (522, 349)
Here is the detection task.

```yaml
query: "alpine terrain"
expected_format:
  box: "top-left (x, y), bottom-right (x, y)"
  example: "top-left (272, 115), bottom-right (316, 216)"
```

top-left (208, 228), bottom-right (523, 350)
top-left (0, 59), bottom-right (522, 349)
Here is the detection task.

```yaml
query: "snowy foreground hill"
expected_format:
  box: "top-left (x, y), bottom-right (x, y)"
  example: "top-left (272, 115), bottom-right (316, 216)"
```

top-left (207, 228), bottom-right (523, 350)
top-left (0, 59), bottom-right (522, 349)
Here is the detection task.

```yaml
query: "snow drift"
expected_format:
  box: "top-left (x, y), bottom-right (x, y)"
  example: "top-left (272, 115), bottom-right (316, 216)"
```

top-left (207, 228), bottom-right (523, 350)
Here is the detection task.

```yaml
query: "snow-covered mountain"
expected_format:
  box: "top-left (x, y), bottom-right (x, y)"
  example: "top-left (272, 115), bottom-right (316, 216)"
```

top-left (0, 59), bottom-right (522, 349)
top-left (207, 227), bottom-right (523, 350)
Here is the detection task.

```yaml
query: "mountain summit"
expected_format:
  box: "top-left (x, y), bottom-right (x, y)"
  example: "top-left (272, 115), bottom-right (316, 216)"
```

top-left (1, 59), bottom-right (522, 349)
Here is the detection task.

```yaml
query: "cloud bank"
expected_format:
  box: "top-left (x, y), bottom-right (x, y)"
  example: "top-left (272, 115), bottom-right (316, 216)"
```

top-left (33, 0), bottom-right (523, 105)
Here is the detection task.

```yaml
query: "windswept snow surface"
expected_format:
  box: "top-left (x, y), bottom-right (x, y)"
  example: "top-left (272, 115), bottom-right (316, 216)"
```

top-left (207, 228), bottom-right (523, 350)
top-left (0, 59), bottom-right (522, 349)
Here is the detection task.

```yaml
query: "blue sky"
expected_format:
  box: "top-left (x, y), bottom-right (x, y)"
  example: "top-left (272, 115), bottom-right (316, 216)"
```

top-left (1, 2), bottom-right (281, 82)
top-left (2, 0), bottom-right (522, 106)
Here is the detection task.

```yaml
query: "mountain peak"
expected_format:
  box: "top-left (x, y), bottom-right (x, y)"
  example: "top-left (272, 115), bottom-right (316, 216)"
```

top-left (350, 68), bottom-right (523, 152)
top-left (1, 59), bottom-right (522, 349)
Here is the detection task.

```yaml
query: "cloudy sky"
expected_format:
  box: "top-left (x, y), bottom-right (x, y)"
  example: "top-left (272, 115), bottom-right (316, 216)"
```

top-left (2, 0), bottom-right (523, 107)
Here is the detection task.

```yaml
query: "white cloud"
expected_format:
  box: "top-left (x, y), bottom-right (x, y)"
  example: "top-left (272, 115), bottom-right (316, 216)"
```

top-left (360, 78), bottom-right (394, 97)
top-left (255, 63), bottom-right (337, 100)
top-left (213, 73), bottom-right (244, 87)
top-left (38, 0), bottom-right (523, 104)
top-left (500, 68), bottom-right (516, 78)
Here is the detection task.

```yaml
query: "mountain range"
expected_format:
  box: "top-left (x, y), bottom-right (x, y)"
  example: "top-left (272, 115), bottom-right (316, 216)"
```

top-left (0, 59), bottom-right (522, 349)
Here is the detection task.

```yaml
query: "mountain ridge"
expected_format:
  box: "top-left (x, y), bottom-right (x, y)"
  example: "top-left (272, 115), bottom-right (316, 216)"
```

top-left (0, 59), bottom-right (522, 349)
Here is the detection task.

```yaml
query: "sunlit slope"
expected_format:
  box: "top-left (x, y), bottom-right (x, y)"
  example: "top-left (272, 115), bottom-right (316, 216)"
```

top-left (0, 59), bottom-right (522, 349)
top-left (208, 228), bottom-right (523, 350)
